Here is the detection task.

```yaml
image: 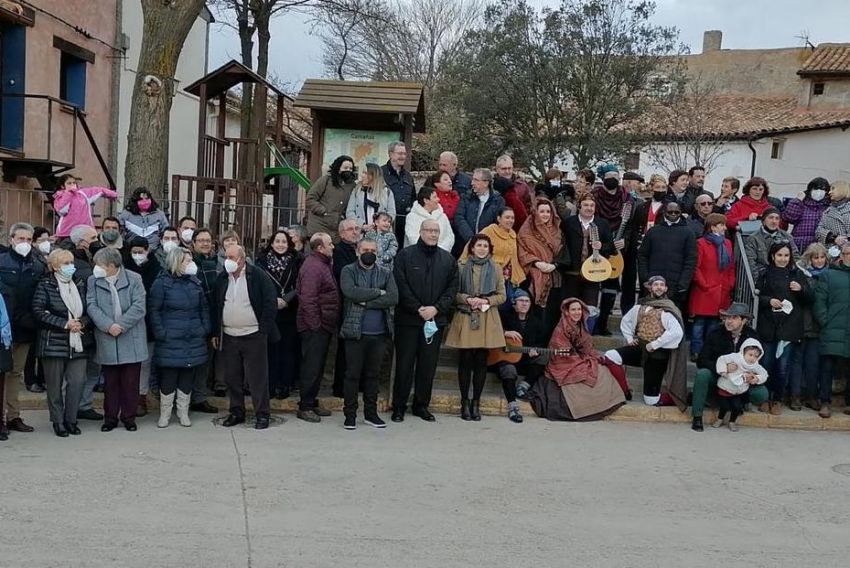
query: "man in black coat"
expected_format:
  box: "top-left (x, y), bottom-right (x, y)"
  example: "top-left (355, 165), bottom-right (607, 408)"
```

top-left (331, 219), bottom-right (360, 398)
top-left (381, 141), bottom-right (416, 248)
top-left (637, 202), bottom-right (697, 313)
top-left (560, 194), bottom-right (615, 308)
top-left (392, 219), bottom-right (459, 422)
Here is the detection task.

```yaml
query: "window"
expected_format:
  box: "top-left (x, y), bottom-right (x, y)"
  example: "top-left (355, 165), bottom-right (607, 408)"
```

top-left (0, 22), bottom-right (26, 150)
top-left (770, 139), bottom-right (785, 160)
top-left (813, 82), bottom-right (825, 96)
top-left (623, 152), bottom-right (640, 171)
top-left (59, 52), bottom-right (87, 108)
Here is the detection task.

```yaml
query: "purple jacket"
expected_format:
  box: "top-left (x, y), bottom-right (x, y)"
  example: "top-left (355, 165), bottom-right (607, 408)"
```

top-left (296, 252), bottom-right (339, 334)
top-left (782, 197), bottom-right (829, 251)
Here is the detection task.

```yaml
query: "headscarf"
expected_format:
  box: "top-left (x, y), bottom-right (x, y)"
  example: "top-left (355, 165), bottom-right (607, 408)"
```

top-left (0, 294), bottom-right (11, 349)
top-left (517, 197), bottom-right (562, 306)
top-left (703, 232), bottom-right (731, 271)
top-left (55, 270), bottom-right (84, 353)
top-left (545, 298), bottom-right (600, 387)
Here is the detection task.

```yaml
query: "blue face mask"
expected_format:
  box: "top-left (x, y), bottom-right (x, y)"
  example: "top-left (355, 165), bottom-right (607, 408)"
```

top-left (423, 320), bottom-right (438, 344)
top-left (59, 264), bottom-right (76, 278)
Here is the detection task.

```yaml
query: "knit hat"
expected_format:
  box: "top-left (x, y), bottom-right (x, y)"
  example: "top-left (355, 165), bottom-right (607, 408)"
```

top-left (623, 171), bottom-right (644, 183)
top-left (761, 207), bottom-right (780, 220)
top-left (128, 236), bottom-right (149, 250)
top-left (493, 176), bottom-right (513, 195)
top-left (512, 289), bottom-right (531, 303)
top-left (596, 163), bottom-right (619, 178)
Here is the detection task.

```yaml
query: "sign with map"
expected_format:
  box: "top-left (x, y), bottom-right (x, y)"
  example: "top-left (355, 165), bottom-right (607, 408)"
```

top-left (322, 129), bottom-right (401, 173)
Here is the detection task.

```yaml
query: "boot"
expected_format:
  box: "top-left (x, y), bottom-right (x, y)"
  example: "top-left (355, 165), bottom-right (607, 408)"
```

top-left (158, 391), bottom-right (175, 428)
top-left (470, 399), bottom-right (481, 421)
top-left (593, 292), bottom-right (616, 336)
top-left (460, 399), bottom-right (471, 421)
top-left (789, 395), bottom-right (802, 411)
top-left (691, 417), bottom-right (704, 432)
top-left (175, 390), bottom-right (192, 427)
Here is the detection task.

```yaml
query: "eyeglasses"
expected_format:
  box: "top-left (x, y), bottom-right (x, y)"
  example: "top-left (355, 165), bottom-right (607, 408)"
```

top-left (697, 201), bottom-right (713, 206)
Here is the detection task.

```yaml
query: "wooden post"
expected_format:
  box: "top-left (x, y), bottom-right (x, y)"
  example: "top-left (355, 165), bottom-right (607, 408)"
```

top-left (196, 83), bottom-right (208, 178)
top-left (309, 110), bottom-right (322, 182)
top-left (403, 113), bottom-right (413, 170)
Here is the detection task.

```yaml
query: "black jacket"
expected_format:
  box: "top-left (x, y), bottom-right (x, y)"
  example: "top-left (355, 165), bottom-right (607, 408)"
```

top-left (257, 252), bottom-right (302, 324)
top-left (332, 240), bottom-right (358, 284)
top-left (637, 217), bottom-right (698, 295)
top-left (382, 161), bottom-right (416, 216)
top-left (697, 324), bottom-right (759, 375)
top-left (756, 266), bottom-right (812, 343)
top-left (393, 240), bottom-right (459, 328)
top-left (628, 198), bottom-right (662, 253)
top-left (32, 275), bottom-right (94, 359)
top-left (560, 216), bottom-right (615, 272)
top-left (0, 249), bottom-right (47, 342)
top-left (211, 264), bottom-right (280, 343)
top-left (500, 310), bottom-right (546, 348)
top-left (125, 254), bottom-right (162, 342)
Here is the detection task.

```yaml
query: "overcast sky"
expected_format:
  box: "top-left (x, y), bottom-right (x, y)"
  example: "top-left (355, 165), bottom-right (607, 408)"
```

top-left (208, 0), bottom-right (850, 93)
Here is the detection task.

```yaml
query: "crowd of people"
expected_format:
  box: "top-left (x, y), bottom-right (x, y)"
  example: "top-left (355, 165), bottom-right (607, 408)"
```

top-left (1, 153), bottom-right (850, 439)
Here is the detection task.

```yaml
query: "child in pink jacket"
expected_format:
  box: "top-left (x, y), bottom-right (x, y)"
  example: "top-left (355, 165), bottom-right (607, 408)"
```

top-left (53, 174), bottom-right (118, 237)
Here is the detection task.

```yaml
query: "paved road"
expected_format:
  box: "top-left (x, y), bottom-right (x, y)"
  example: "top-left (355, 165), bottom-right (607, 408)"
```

top-left (1, 410), bottom-right (848, 568)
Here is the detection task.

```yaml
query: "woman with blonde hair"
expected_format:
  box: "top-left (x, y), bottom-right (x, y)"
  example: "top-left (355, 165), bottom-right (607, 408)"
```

top-left (32, 249), bottom-right (94, 437)
top-left (815, 180), bottom-right (850, 251)
top-left (346, 162), bottom-right (396, 231)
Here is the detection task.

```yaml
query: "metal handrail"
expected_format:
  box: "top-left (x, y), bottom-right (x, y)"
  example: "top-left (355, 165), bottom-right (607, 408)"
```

top-left (734, 230), bottom-right (759, 328)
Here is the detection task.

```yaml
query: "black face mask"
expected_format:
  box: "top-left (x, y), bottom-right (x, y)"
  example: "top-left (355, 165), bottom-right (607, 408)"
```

top-left (652, 191), bottom-right (667, 202)
top-left (603, 178), bottom-right (619, 191)
top-left (360, 252), bottom-right (377, 266)
top-left (340, 171), bottom-right (355, 184)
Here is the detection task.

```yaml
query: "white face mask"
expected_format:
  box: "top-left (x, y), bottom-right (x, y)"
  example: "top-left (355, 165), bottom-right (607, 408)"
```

top-left (184, 261), bottom-right (198, 276)
top-left (810, 189), bottom-right (826, 202)
top-left (181, 229), bottom-right (194, 243)
top-left (37, 241), bottom-right (51, 254)
top-left (224, 259), bottom-right (239, 274)
top-left (162, 240), bottom-right (178, 253)
top-left (93, 265), bottom-right (108, 278)
top-left (13, 242), bottom-right (31, 257)
top-left (131, 253), bottom-right (148, 266)
top-left (549, 179), bottom-right (561, 188)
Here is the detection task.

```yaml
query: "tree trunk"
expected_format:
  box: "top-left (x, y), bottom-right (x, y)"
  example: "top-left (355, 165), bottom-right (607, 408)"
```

top-left (124, 0), bottom-right (205, 202)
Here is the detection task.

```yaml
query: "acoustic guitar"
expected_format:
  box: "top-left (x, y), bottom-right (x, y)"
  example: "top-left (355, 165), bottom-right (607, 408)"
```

top-left (487, 336), bottom-right (570, 366)
top-left (580, 223), bottom-right (613, 282)
top-left (608, 201), bottom-right (634, 279)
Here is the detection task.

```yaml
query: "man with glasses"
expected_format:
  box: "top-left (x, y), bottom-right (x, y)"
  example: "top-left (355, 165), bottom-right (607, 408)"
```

top-left (688, 195), bottom-right (716, 237)
top-left (638, 202), bottom-right (697, 312)
top-left (455, 168), bottom-right (505, 246)
top-left (382, 142), bottom-right (415, 248)
top-left (495, 155), bottom-right (533, 211)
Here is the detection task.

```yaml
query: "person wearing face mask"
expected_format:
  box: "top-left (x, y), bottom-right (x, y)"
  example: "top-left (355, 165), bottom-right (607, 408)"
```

top-left (339, 238), bottom-right (398, 429)
top-left (118, 187), bottom-right (170, 250)
top-left (32, 249), bottom-right (94, 437)
top-left (177, 216), bottom-right (197, 249)
top-left (86, 247), bottom-right (149, 432)
top-left (33, 226), bottom-right (53, 259)
top-left (637, 202), bottom-right (697, 313)
top-left (96, 216), bottom-right (123, 254)
top-left (0, 222), bottom-right (45, 434)
top-left (625, 174), bottom-right (668, 314)
top-left (52, 174), bottom-right (118, 238)
top-left (781, 177), bottom-right (830, 251)
top-left (815, 180), bottom-right (850, 252)
top-left (154, 226), bottom-right (182, 267)
top-left (148, 248), bottom-right (211, 428)
top-left (743, 208), bottom-right (798, 284)
top-left (382, 142), bottom-right (416, 247)
top-left (306, 155), bottom-right (357, 242)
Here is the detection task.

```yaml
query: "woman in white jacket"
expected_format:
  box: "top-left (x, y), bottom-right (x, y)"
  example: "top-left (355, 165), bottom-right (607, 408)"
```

top-left (404, 186), bottom-right (455, 252)
top-left (345, 162), bottom-right (396, 231)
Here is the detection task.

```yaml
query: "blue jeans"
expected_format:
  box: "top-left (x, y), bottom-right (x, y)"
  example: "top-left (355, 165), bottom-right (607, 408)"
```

top-left (690, 317), bottom-right (719, 356)
top-left (762, 341), bottom-right (798, 401)
top-left (791, 339), bottom-right (820, 399)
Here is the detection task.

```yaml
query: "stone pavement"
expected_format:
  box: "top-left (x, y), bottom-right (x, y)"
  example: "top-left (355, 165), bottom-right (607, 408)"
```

top-left (1, 409), bottom-right (849, 568)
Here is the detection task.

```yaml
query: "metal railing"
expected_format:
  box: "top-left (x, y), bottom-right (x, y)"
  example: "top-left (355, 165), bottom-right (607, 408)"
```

top-left (0, 187), bottom-right (113, 240)
top-left (733, 229), bottom-right (759, 328)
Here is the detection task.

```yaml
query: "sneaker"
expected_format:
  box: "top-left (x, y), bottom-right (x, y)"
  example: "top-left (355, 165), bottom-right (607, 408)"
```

top-left (297, 409), bottom-right (321, 423)
top-left (728, 421), bottom-right (740, 432)
top-left (364, 415), bottom-right (387, 428)
top-left (711, 419), bottom-right (724, 429)
top-left (819, 404), bottom-right (832, 418)
top-left (508, 402), bottom-right (523, 423)
top-left (691, 417), bottom-right (704, 432)
top-left (343, 416), bottom-right (357, 430)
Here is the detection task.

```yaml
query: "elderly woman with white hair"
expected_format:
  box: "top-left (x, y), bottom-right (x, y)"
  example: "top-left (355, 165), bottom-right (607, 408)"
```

top-left (148, 248), bottom-right (211, 427)
top-left (86, 247), bottom-right (148, 432)
top-left (32, 249), bottom-right (94, 437)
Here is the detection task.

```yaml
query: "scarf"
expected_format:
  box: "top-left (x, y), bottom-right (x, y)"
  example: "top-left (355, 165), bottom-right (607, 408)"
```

top-left (545, 298), bottom-right (600, 387)
top-left (0, 294), bottom-right (11, 348)
top-left (592, 185), bottom-right (627, 232)
top-left (56, 272), bottom-right (84, 353)
top-left (460, 255), bottom-right (498, 297)
top-left (264, 251), bottom-right (292, 284)
top-left (704, 232), bottom-right (731, 271)
top-left (517, 197), bottom-right (563, 306)
top-left (104, 270), bottom-right (123, 322)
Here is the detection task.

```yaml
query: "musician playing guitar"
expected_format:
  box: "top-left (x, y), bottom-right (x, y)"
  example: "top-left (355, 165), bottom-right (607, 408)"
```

top-left (561, 192), bottom-right (615, 309)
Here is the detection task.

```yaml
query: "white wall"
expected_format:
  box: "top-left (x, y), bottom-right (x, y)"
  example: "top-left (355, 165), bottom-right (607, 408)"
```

top-left (116, 1), bottom-right (210, 200)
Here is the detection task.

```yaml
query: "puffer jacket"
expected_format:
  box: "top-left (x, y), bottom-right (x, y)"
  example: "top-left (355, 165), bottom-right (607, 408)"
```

top-left (0, 249), bottom-right (47, 343)
top-left (118, 209), bottom-right (170, 250)
top-left (148, 272), bottom-right (211, 368)
top-left (637, 217), bottom-right (697, 295)
top-left (53, 186), bottom-right (118, 237)
top-left (814, 263), bottom-right (850, 356)
top-left (339, 262), bottom-right (398, 340)
top-left (296, 252), bottom-right (340, 334)
top-left (32, 274), bottom-right (94, 359)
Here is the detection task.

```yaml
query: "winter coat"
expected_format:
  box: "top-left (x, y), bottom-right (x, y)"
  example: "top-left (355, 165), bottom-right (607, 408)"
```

top-left (454, 190), bottom-right (506, 245)
top-left (782, 197), bottom-right (829, 251)
top-left (118, 209), bottom-right (170, 250)
top-left (687, 215), bottom-right (708, 238)
top-left (70, 246), bottom-right (94, 282)
top-left (345, 184), bottom-right (396, 227)
top-left (435, 189), bottom-right (461, 221)
top-left (461, 223), bottom-right (526, 286)
top-left (192, 252), bottom-right (219, 301)
top-left (305, 174), bottom-right (355, 239)
top-left (125, 254), bottom-right (163, 342)
top-left (637, 218), bottom-right (697, 296)
top-left (257, 252), bottom-right (301, 324)
top-left (744, 227), bottom-right (798, 284)
top-left (86, 269), bottom-right (149, 365)
top-left (511, 177), bottom-right (534, 212)
top-left (393, 240), bottom-right (459, 328)
top-left (362, 229), bottom-right (398, 270)
top-left (797, 262), bottom-right (825, 339)
top-left (211, 264), bottom-right (280, 342)
top-left (339, 262), bottom-right (398, 340)
top-left (296, 252), bottom-right (339, 334)
top-left (500, 309), bottom-right (546, 350)
top-left (332, 240), bottom-right (358, 284)
top-left (688, 236), bottom-right (735, 317)
top-left (0, 249), bottom-right (47, 343)
top-left (726, 196), bottom-right (771, 231)
top-left (451, 171), bottom-right (473, 198)
top-left (53, 186), bottom-right (118, 237)
top-left (560, 216), bottom-right (615, 273)
top-left (697, 324), bottom-right (759, 375)
top-left (666, 186), bottom-right (703, 216)
top-left (148, 272), bottom-right (211, 368)
top-left (814, 263), bottom-right (850, 356)
top-left (404, 202), bottom-right (454, 252)
top-left (32, 274), bottom-right (94, 359)
top-left (445, 259), bottom-right (507, 349)
top-left (815, 199), bottom-right (850, 246)
top-left (382, 162), bottom-right (416, 217)
top-left (756, 266), bottom-right (812, 343)
top-left (500, 187), bottom-right (528, 230)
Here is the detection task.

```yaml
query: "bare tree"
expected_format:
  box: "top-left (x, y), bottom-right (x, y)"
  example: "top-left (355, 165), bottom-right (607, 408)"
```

top-left (125, 0), bottom-right (206, 201)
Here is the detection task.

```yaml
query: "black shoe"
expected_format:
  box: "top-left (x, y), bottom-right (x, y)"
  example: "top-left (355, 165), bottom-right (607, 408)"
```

top-left (460, 399), bottom-right (471, 421)
top-left (344, 416), bottom-right (357, 430)
top-left (101, 422), bottom-right (117, 432)
top-left (27, 383), bottom-right (46, 393)
top-left (364, 415), bottom-right (386, 428)
top-left (7, 418), bottom-right (34, 432)
top-left (275, 388), bottom-right (290, 400)
top-left (470, 400), bottom-right (481, 422)
top-left (65, 422), bottom-right (81, 435)
top-left (255, 416), bottom-right (270, 430)
top-left (297, 409), bottom-right (321, 423)
top-left (213, 388), bottom-right (227, 398)
top-left (124, 421), bottom-right (137, 432)
top-left (77, 409), bottom-right (103, 421)
top-left (625, 390), bottom-right (633, 401)
top-left (391, 409), bottom-right (405, 422)
top-left (0, 425), bottom-right (7, 441)
top-left (412, 408), bottom-right (436, 422)
top-left (313, 405), bottom-right (332, 417)
top-left (53, 422), bottom-right (69, 438)
top-left (691, 417), bottom-right (704, 432)
top-left (222, 414), bottom-right (246, 427)
top-left (190, 401), bottom-right (219, 414)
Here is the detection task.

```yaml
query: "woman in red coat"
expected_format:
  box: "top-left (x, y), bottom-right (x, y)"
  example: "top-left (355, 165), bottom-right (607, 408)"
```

top-left (689, 213), bottom-right (736, 359)
top-left (494, 176), bottom-right (529, 229)
top-left (426, 170), bottom-right (461, 221)
top-left (726, 177), bottom-right (772, 231)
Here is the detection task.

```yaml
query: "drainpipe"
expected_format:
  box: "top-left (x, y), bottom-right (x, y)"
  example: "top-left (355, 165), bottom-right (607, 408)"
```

top-left (109, 0), bottom-right (124, 196)
top-left (748, 137), bottom-right (758, 178)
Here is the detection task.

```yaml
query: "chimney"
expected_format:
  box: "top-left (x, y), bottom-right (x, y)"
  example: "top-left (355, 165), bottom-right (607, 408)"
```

top-left (703, 30), bottom-right (722, 53)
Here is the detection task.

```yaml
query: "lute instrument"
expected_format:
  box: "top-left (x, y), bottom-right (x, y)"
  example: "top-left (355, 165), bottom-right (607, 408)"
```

top-left (580, 223), bottom-right (612, 282)
top-left (608, 200), bottom-right (634, 279)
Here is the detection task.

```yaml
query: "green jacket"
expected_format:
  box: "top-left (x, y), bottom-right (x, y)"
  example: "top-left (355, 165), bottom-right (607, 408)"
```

top-left (814, 263), bottom-right (850, 356)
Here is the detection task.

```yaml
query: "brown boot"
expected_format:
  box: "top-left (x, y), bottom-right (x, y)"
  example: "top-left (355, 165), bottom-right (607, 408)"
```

top-left (758, 401), bottom-right (770, 413)
top-left (819, 404), bottom-right (831, 418)
top-left (804, 398), bottom-right (821, 411)
top-left (789, 396), bottom-right (802, 411)
top-left (137, 394), bottom-right (148, 418)
top-left (769, 401), bottom-right (782, 415)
